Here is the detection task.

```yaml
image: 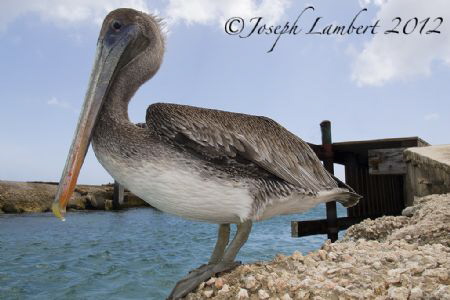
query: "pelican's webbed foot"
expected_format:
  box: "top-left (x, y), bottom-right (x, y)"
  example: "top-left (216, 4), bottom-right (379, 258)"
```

top-left (167, 261), bottom-right (240, 299)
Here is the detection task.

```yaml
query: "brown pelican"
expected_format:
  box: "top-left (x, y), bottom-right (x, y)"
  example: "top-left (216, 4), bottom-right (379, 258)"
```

top-left (52, 8), bottom-right (360, 299)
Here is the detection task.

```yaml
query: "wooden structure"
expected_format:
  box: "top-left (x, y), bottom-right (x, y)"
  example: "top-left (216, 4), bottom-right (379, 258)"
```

top-left (320, 121), bottom-right (338, 241)
top-left (112, 180), bottom-right (124, 209)
top-left (292, 121), bottom-right (428, 241)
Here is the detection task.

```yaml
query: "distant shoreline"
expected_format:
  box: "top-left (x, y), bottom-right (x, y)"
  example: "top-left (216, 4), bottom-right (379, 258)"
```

top-left (0, 180), bottom-right (152, 214)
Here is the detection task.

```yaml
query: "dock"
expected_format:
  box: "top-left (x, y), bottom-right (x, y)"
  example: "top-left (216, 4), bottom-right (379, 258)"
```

top-left (292, 121), bottom-right (450, 241)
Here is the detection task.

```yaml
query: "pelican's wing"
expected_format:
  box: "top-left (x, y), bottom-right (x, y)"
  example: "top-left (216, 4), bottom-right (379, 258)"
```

top-left (146, 103), bottom-right (337, 193)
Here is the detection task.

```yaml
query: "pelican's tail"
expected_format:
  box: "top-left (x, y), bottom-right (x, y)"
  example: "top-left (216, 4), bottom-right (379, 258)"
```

top-left (317, 188), bottom-right (362, 208)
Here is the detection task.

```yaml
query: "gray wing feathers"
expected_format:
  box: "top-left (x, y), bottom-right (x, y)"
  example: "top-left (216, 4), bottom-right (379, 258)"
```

top-left (146, 103), bottom-right (337, 193)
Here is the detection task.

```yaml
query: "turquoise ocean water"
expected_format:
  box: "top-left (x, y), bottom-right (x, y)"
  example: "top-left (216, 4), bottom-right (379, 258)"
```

top-left (0, 204), bottom-right (346, 299)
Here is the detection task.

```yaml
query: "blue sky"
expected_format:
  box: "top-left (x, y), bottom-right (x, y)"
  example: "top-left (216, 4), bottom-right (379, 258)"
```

top-left (0, 0), bottom-right (449, 184)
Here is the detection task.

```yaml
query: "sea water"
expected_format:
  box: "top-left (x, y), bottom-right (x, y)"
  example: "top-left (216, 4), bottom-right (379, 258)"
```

top-left (0, 204), bottom-right (346, 299)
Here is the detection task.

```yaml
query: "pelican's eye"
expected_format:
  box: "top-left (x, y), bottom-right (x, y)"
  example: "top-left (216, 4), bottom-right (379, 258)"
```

top-left (112, 20), bottom-right (122, 31)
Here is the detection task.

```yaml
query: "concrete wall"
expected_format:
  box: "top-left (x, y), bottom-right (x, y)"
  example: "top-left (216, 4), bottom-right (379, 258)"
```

top-left (404, 145), bottom-right (450, 206)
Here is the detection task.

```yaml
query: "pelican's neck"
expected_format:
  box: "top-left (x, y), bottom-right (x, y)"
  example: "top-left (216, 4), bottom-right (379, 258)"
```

top-left (101, 73), bottom-right (138, 125)
top-left (93, 53), bottom-right (162, 146)
top-left (92, 70), bottom-right (144, 157)
top-left (92, 72), bottom-right (145, 161)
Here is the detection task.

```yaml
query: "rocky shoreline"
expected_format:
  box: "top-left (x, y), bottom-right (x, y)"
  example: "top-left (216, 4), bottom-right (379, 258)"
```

top-left (0, 180), bottom-right (151, 213)
top-left (186, 193), bottom-right (450, 299)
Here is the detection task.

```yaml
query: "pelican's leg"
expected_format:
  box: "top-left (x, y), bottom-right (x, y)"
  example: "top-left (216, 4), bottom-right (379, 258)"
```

top-left (179, 224), bottom-right (231, 280)
top-left (167, 224), bottom-right (230, 299)
top-left (213, 220), bottom-right (252, 273)
top-left (167, 221), bottom-right (252, 300)
top-left (209, 223), bottom-right (231, 264)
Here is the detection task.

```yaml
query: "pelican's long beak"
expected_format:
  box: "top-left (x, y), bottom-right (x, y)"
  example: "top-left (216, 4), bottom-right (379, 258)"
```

top-left (52, 25), bottom-right (138, 220)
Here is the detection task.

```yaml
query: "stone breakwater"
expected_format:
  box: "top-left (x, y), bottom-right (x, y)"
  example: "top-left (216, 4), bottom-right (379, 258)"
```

top-left (0, 180), bottom-right (150, 213)
top-left (186, 194), bottom-right (450, 299)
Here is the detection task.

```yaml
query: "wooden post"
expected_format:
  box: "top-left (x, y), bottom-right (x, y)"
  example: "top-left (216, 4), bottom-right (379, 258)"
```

top-left (320, 120), bottom-right (338, 242)
top-left (112, 180), bottom-right (124, 210)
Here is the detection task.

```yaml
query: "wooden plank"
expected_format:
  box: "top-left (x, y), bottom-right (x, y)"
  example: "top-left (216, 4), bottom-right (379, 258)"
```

top-left (291, 216), bottom-right (373, 237)
top-left (333, 137), bottom-right (428, 149)
top-left (333, 137), bottom-right (428, 165)
top-left (345, 158), bottom-right (405, 218)
top-left (308, 137), bottom-right (429, 164)
top-left (320, 120), bottom-right (338, 242)
top-left (368, 148), bottom-right (406, 175)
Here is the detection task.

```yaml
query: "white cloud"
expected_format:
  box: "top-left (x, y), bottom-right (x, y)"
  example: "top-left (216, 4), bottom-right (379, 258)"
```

top-left (0, 0), bottom-right (292, 34)
top-left (352, 0), bottom-right (450, 86)
top-left (358, 0), bottom-right (387, 7)
top-left (424, 113), bottom-right (440, 121)
top-left (47, 96), bottom-right (75, 112)
top-left (0, 0), bottom-right (150, 31)
top-left (165, 0), bottom-right (291, 26)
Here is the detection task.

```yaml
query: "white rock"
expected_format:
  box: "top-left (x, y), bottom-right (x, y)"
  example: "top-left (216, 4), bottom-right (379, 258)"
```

top-left (322, 240), bottom-right (332, 251)
top-left (292, 251), bottom-right (303, 261)
top-left (281, 293), bottom-right (292, 300)
top-left (275, 277), bottom-right (288, 291)
top-left (326, 268), bottom-right (339, 275)
top-left (431, 285), bottom-right (450, 299)
top-left (406, 261), bottom-right (424, 274)
top-left (206, 277), bottom-right (216, 285)
top-left (303, 257), bottom-right (318, 267)
top-left (280, 270), bottom-right (290, 278)
top-left (244, 275), bottom-right (257, 289)
top-left (436, 268), bottom-right (448, 281)
top-left (267, 278), bottom-right (275, 292)
top-left (237, 288), bottom-right (249, 299)
top-left (317, 250), bottom-right (327, 260)
top-left (409, 287), bottom-right (423, 300)
top-left (256, 274), bottom-right (265, 281)
top-left (295, 290), bottom-right (310, 300)
top-left (384, 253), bottom-right (397, 262)
top-left (387, 286), bottom-right (409, 300)
top-left (276, 254), bottom-right (288, 262)
top-left (372, 261), bottom-right (382, 270)
top-left (402, 206), bottom-right (415, 217)
top-left (258, 289), bottom-right (270, 299)
top-left (423, 268), bottom-right (449, 281)
top-left (220, 283), bottom-right (230, 293)
top-left (241, 265), bottom-right (253, 274)
top-left (203, 290), bottom-right (213, 298)
top-left (270, 272), bottom-right (278, 279)
top-left (328, 252), bottom-right (337, 260)
top-left (340, 263), bottom-right (353, 269)
top-left (387, 269), bottom-right (402, 283)
top-left (333, 285), bottom-right (348, 294)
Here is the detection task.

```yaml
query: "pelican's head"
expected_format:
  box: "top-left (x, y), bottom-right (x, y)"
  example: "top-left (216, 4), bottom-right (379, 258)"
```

top-left (52, 8), bottom-right (165, 220)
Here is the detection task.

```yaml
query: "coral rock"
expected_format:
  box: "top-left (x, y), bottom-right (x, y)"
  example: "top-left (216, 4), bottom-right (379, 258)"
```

top-left (237, 288), bottom-right (249, 299)
top-left (258, 289), bottom-right (270, 299)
